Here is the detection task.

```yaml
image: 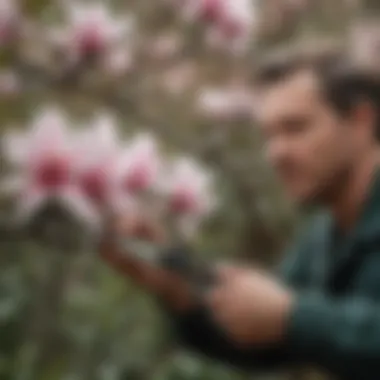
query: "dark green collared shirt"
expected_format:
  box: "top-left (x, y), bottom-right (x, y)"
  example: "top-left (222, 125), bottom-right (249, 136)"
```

top-left (167, 169), bottom-right (380, 380)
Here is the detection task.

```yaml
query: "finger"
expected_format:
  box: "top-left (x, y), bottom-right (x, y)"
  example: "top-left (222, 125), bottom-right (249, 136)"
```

top-left (100, 210), bottom-right (142, 262)
top-left (205, 286), bottom-right (225, 312)
top-left (215, 263), bottom-right (242, 283)
top-left (134, 216), bottom-right (163, 241)
top-left (205, 289), bottom-right (236, 337)
top-left (203, 264), bottom-right (238, 308)
top-left (115, 210), bottom-right (139, 236)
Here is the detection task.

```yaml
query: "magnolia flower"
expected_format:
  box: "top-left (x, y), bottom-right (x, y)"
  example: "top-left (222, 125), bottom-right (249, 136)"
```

top-left (159, 157), bottom-right (217, 237)
top-left (197, 86), bottom-right (255, 121)
top-left (74, 113), bottom-right (120, 207)
top-left (113, 133), bottom-right (162, 196)
top-left (0, 0), bottom-right (20, 46)
top-left (208, 0), bottom-right (258, 53)
top-left (162, 157), bottom-right (216, 219)
top-left (1, 107), bottom-right (98, 226)
top-left (56, 1), bottom-right (135, 63)
top-left (176, 0), bottom-right (257, 52)
top-left (198, 0), bottom-right (224, 23)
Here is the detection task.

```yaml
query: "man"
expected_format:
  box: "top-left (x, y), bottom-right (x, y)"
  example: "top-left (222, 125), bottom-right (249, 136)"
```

top-left (100, 44), bottom-right (380, 379)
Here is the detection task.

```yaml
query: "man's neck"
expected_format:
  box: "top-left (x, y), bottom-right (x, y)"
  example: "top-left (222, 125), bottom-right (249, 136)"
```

top-left (330, 150), bottom-right (380, 232)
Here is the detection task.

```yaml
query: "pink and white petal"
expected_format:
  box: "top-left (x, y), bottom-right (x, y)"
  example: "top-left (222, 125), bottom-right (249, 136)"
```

top-left (59, 187), bottom-right (102, 230)
top-left (108, 189), bottom-right (138, 214)
top-left (29, 107), bottom-right (69, 154)
top-left (70, 116), bottom-right (118, 171)
top-left (170, 157), bottom-right (216, 214)
top-left (174, 157), bottom-right (202, 183)
top-left (116, 134), bottom-right (162, 190)
top-left (91, 113), bottom-right (120, 154)
top-left (129, 134), bottom-right (161, 168)
top-left (85, 3), bottom-right (110, 24)
top-left (113, 148), bottom-right (131, 180)
top-left (197, 86), bottom-right (235, 119)
top-left (73, 3), bottom-right (114, 39)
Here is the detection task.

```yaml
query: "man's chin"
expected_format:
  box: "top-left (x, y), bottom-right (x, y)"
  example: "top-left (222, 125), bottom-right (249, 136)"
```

top-left (285, 175), bottom-right (342, 208)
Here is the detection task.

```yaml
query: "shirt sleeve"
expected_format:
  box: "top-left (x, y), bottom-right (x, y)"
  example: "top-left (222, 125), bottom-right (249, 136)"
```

top-left (285, 292), bottom-right (380, 379)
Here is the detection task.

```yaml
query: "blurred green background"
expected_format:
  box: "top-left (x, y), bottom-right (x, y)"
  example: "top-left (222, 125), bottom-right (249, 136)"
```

top-left (0, 0), bottom-right (379, 379)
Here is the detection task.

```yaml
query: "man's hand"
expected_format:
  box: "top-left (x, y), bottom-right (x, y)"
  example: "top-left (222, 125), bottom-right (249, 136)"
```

top-left (99, 211), bottom-right (195, 312)
top-left (206, 265), bottom-right (294, 347)
top-left (99, 211), bottom-right (294, 345)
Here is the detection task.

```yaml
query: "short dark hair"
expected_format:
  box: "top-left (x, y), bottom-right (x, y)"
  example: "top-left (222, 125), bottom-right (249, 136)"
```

top-left (252, 42), bottom-right (380, 140)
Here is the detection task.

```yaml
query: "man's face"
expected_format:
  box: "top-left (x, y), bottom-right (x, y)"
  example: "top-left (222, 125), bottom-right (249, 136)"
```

top-left (256, 70), bottom-right (360, 205)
